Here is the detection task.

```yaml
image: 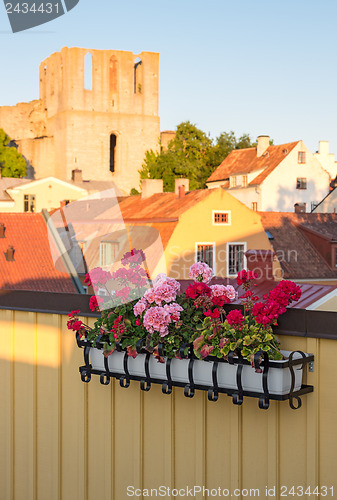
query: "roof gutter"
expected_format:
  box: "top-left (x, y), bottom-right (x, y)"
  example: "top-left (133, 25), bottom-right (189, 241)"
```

top-left (42, 209), bottom-right (85, 294)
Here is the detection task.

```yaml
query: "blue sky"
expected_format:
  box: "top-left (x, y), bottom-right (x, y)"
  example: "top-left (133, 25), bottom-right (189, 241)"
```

top-left (1, 0), bottom-right (337, 154)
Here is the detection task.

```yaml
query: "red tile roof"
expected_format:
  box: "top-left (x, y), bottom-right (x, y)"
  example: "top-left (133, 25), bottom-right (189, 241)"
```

top-left (259, 212), bottom-right (337, 279)
top-left (207, 141), bottom-right (299, 184)
top-left (0, 213), bottom-right (76, 293)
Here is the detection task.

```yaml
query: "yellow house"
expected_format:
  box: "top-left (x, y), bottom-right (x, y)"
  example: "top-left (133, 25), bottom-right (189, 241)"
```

top-left (115, 183), bottom-right (273, 279)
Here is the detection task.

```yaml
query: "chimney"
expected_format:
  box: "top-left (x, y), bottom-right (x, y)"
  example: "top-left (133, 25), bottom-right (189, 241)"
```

top-left (318, 141), bottom-right (329, 156)
top-left (256, 135), bottom-right (270, 157)
top-left (294, 203), bottom-right (306, 213)
top-left (0, 223), bottom-right (6, 238)
top-left (5, 245), bottom-right (15, 262)
top-left (71, 169), bottom-right (83, 182)
top-left (245, 249), bottom-right (275, 281)
top-left (175, 178), bottom-right (189, 196)
top-left (178, 185), bottom-right (185, 198)
top-left (141, 179), bottom-right (163, 199)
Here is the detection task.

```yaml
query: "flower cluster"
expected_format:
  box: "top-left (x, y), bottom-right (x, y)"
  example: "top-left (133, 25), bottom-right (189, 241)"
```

top-left (89, 295), bottom-right (104, 312)
top-left (67, 310), bottom-right (87, 340)
top-left (121, 248), bottom-right (146, 267)
top-left (236, 269), bottom-right (258, 287)
top-left (185, 282), bottom-right (211, 299)
top-left (85, 268), bottom-right (112, 287)
top-left (210, 284), bottom-right (236, 306)
top-left (189, 262), bottom-right (213, 283)
top-left (226, 309), bottom-right (244, 327)
top-left (252, 280), bottom-right (302, 326)
top-left (84, 248), bottom-right (151, 310)
top-left (134, 275), bottom-right (183, 337)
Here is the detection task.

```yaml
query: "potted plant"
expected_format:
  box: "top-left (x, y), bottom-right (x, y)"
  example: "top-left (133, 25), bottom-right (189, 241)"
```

top-left (68, 253), bottom-right (313, 409)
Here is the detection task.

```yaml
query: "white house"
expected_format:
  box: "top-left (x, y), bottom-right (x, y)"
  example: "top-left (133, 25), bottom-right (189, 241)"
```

top-left (206, 136), bottom-right (331, 213)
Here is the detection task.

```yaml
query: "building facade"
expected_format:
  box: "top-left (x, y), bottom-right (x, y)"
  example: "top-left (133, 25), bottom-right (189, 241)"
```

top-left (207, 136), bottom-right (331, 213)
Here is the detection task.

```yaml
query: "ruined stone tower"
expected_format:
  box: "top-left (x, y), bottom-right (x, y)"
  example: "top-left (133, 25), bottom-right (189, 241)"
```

top-left (0, 47), bottom-right (160, 193)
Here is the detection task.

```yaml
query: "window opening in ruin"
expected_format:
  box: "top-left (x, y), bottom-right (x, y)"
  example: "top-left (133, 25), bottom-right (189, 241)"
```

top-left (84, 52), bottom-right (93, 90)
top-left (134, 57), bottom-right (142, 94)
top-left (110, 134), bottom-right (117, 173)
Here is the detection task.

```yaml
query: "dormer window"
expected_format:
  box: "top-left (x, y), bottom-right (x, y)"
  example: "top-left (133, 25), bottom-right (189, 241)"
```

top-left (298, 151), bottom-right (306, 164)
top-left (242, 175), bottom-right (248, 187)
top-left (229, 176), bottom-right (237, 188)
top-left (24, 194), bottom-right (36, 212)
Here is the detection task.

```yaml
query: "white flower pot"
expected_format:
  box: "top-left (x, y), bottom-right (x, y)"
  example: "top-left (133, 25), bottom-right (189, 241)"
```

top-left (89, 348), bottom-right (308, 396)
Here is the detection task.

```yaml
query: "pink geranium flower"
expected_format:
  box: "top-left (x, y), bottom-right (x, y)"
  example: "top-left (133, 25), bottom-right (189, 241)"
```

top-left (143, 306), bottom-right (171, 337)
top-left (189, 262), bottom-right (213, 283)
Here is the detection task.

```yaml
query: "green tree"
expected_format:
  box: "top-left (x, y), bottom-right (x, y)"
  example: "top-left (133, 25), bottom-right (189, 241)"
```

top-left (139, 123), bottom-right (257, 191)
top-left (0, 129), bottom-right (27, 178)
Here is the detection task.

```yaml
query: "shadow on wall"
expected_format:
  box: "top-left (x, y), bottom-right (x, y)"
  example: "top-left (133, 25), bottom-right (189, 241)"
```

top-left (24, 158), bottom-right (36, 180)
top-left (263, 184), bottom-right (328, 213)
top-left (7, 139), bottom-right (36, 180)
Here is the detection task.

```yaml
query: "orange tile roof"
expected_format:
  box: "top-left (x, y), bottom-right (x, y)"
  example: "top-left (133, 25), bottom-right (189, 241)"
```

top-left (116, 190), bottom-right (213, 219)
top-left (207, 141), bottom-right (299, 184)
top-left (99, 191), bottom-right (213, 250)
top-left (0, 213), bottom-right (76, 293)
top-left (259, 212), bottom-right (337, 279)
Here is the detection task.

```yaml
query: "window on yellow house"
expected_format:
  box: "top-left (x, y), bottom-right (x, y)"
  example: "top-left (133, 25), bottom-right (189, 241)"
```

top-left (227, 243), bottom-right (246, 275)
top-left (213, 211), bottom-right (231, 225)
top-left (196, 243), bottom-right (215, 270)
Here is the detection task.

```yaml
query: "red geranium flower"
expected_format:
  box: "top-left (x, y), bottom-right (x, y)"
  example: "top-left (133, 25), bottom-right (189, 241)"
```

top-left (204, 308), bottom-right (221, 319)
top-left (89, 295), bottom-right (104, 312)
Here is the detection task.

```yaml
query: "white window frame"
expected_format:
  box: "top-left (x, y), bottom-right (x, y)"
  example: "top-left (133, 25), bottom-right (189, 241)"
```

top-left (99, 241), bottom-right (119, 267)
top-left (298, 151), bottom-right (306, 164)
top-left (229, 176), bottom-right (237, 188)
top-left (251, 202), bottom-right (258, 211)
top-left (226, 241), bottom-right (247, 277)
top-left (195, 242), bottom-right (216, 274)
top-left (242, 175), bottom-right (248, 187)
top-left (212, 210), bottom-right (231, 226)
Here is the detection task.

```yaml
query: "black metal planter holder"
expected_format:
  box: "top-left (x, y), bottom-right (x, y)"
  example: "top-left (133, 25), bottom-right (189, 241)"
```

top-left (76, 334), bottom-right (314, 410)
